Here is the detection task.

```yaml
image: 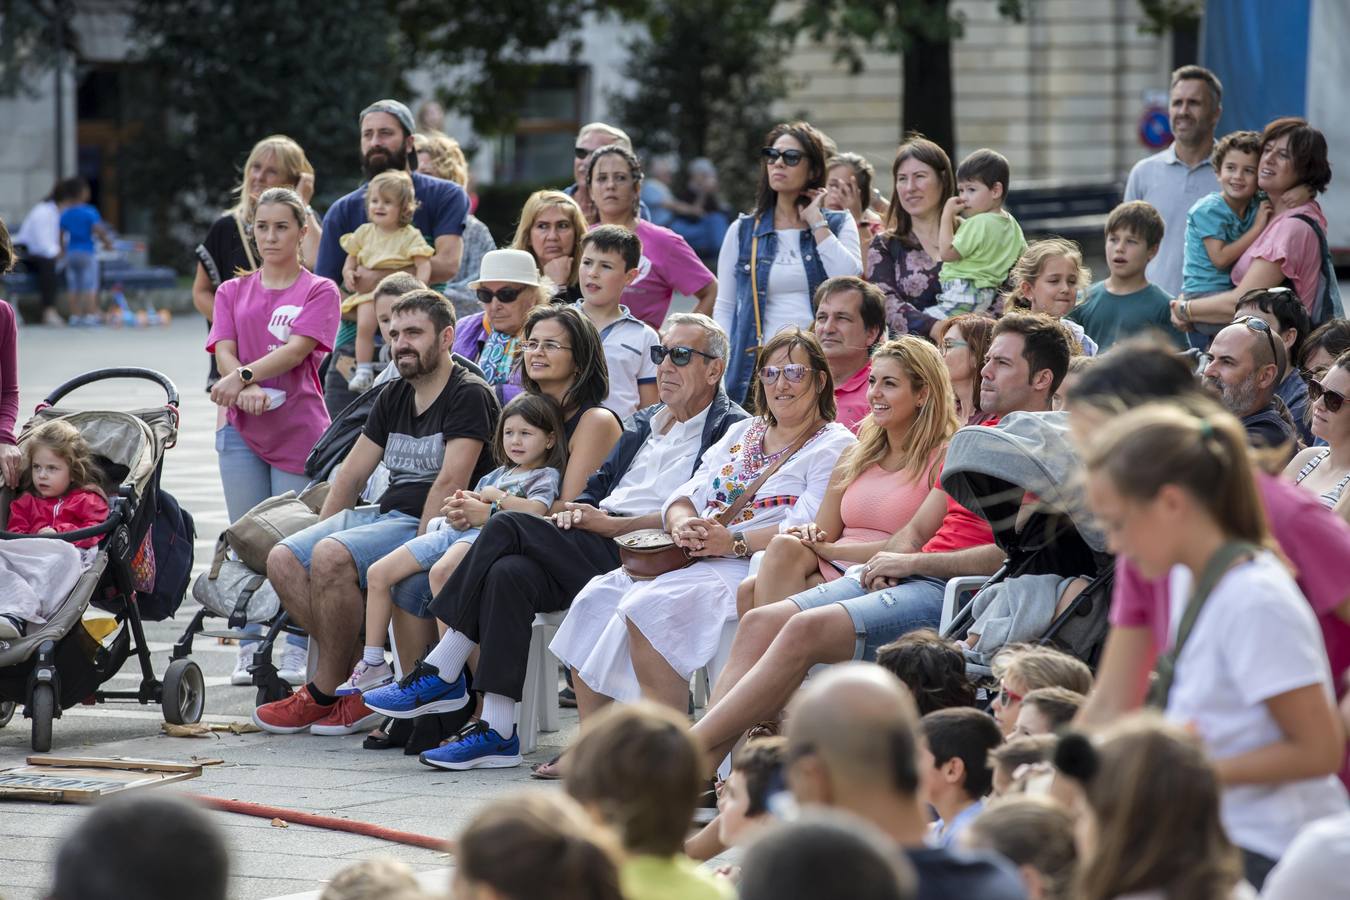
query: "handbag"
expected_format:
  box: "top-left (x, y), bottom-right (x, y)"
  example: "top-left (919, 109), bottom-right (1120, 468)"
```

top-left (192, 561), bottom-right (280, 628)
top-left (209, 482), bottom-right (330, 577)
top-left (616, 426), bottom-right (817, 581)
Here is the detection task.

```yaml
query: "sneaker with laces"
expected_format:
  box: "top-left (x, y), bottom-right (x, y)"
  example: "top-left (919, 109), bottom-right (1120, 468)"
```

top-left (419, 720), bottom-right (522, 770)
top-left (231, 641), bottom-right (259, 686)
top-left (277, 642), bottom-right (310, 685)
top-left (347, 367), bottom-right (374, 392)
top-left (251, 685), bottom-right (332, 734)
top-left (310, 693), bottom-right (383, 736)
top-left (335, 659), bottom-right (394, 696)
top-left (362, 660), bottom-right (468, 719)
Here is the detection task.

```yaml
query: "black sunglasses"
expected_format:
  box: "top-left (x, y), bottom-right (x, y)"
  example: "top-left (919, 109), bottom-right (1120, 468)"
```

top-left (574, 146), bottom-right (592, 160)
top-left (761, 147), bottom-right (805, 167)
top-left (477, 286), bottom-right (525, 305)
top-left (1308, 379), bottom-right (1347, 414)
top-left (650, 345), bottom-right (718, 367)
top-left (1233, 315), bottom-right (1280, 368)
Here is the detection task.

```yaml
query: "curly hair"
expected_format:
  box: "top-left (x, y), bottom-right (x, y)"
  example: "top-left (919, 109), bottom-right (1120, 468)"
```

top-left (875, 629), bottom-right (977, 714)
top-left (21, 419), bottom-right (105, 498)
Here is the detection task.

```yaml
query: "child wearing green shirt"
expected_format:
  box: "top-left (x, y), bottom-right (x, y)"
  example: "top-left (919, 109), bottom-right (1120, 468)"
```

top-left (936, 148), bottom-right (1027, 320)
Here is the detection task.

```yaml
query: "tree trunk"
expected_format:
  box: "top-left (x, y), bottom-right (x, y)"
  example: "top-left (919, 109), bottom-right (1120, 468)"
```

top-left (901, 10), bottom-right (956, 156)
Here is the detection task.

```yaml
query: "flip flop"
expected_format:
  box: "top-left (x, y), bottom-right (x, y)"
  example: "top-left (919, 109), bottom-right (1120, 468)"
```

top-left (530, 753), bottom-right (564, 780)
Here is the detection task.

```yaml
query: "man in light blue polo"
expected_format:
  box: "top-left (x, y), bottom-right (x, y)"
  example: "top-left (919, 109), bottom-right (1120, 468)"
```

top-left (1123, 65), bottom-right (1223, 296)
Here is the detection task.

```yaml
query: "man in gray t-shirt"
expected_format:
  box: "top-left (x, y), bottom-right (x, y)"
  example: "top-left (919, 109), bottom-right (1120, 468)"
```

top-left (1123, 65), bottom-right (1223, 296)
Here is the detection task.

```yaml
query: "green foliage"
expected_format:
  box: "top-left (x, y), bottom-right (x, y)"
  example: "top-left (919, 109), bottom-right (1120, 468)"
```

top-left (0, 0), bottom-right (80, 97)
top-left (1137, 0), bottom-right (1203, 35)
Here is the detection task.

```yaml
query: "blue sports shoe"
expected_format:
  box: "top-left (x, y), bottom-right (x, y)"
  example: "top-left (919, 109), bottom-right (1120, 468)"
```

top-left (419, 720), bottom-right (522, 771)
top-left (361, 660), bottom-right (469, 719)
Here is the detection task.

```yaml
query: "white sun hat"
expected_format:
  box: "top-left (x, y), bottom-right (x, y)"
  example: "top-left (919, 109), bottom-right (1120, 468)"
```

top-left (469, 248), bottom-right (543, 289)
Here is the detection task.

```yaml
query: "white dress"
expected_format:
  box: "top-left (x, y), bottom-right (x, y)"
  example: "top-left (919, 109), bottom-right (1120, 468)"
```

top-left (551, 417), bottom-right (856, 702)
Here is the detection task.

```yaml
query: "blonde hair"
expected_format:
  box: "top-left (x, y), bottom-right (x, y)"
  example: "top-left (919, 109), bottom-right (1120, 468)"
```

top-left (367, 171), bottom-right (418, 227)
top-left (990, 644), bottom-right (1092, 694)
top-left (577, 122), bottom-right (633, 152)
top-left (1082, 399), bottom-right (1270, 549)
top-left (227, 135), bottom-right (313, 222)
top-left (318, 858), bottom-right (422, 900)
top-left (1005, 238), bottom-right (1092, 313)
top-left (21, 419), bottom-right (104, 498)
top-left (412, 133), bottom-right (468, 185)
top-left (838, 337), bottom-right (958, 489)
top-left (966, 796), bottom-right (1077, 900)
top-left (511, 190), bottom-right (588, 287)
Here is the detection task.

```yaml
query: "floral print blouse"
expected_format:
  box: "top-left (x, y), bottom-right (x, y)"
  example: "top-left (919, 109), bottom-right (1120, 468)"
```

top-left (866, 232), bottom-right (943, 338)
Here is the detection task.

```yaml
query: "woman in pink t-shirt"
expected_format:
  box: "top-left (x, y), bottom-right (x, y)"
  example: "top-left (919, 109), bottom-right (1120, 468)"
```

top-left (1174, 117), bottom-right (1332, 328)
top-left (586, 145), bottom-right (716, 328)
top-left (736, 336), bottom-right (958, 613)
top-left (206, 187), bottom-right (340, 679)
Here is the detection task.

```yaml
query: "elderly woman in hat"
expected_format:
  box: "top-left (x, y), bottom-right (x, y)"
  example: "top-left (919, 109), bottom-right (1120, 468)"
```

top-left (451, 248), bottom-right (555, 405)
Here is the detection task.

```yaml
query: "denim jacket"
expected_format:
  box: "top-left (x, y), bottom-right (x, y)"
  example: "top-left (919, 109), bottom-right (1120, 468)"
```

top-left (725, 208), bottom-right (849, 402)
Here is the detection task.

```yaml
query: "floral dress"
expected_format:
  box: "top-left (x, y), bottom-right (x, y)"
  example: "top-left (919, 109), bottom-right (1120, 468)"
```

top-left (866, 232), bottom-right (943, 338)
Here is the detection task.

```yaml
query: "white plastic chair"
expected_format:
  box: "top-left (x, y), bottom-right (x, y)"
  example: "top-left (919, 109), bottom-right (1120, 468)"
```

top-left (518, 610), bottom-right (567, 754)
top-left (940, 576), bottom-right (992, 634)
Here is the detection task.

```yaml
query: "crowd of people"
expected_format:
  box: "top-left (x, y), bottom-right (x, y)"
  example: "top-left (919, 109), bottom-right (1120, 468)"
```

top-left (6, 62), bottom-right (1350, 899)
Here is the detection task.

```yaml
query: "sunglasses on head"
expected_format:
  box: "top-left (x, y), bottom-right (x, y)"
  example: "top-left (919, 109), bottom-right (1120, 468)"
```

top-left (1232, 315), bottom-right (1280, 368)
top-left (650, 345), bottom-right (718, 367)
top-left (761, 147), bottom-right (805, 167)
top-left (1308, 379), bottom-right (1347, 414)
top-left (759, 363), bottom-right (810, 384)
top-left (477, 286), bottom-right (525, 305)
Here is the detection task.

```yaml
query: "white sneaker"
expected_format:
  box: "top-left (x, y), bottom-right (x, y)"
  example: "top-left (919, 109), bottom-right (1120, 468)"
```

top-left (347, 368), bottom-right (374, 392)
top-left (277, 642), bottom-right (310, 685)
top-left (335, 659), bottom-right (394, 696)
top-left (231, 641), bottom-right (258, 686)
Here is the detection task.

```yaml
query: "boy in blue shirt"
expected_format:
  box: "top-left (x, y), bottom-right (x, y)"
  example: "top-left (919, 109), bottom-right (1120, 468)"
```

top-left (1068, 201), bottom-right (1185, 352)
top-left (58, 177), bottom-right (114, 326)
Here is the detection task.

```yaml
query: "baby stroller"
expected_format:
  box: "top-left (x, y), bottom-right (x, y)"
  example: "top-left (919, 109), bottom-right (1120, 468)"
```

top-left (938, 411), bottom-right (1114, 680)
top-left (0, 367), bottom-right (199, 751)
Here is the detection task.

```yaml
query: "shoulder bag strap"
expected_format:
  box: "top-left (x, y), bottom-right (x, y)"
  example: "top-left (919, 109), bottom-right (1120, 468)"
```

top-left (1147, 540), bottom-right (1260, 709)
top-left (748, 215), bottom-right (763, 354)
top-left (715, 424), bottom-right (820, 526)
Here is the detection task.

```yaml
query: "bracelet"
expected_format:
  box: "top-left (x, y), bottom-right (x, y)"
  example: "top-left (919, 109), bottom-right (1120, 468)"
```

top-left (810, 220), bottom-right (830, 232)
top-left (1179, 300), bottom-right (1192, 322)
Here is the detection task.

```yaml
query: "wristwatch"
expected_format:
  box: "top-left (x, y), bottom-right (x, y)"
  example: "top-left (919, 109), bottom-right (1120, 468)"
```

top-left (732, 531), bottom-right (749, 559)
top-left (238, 366), bottom-right (255, 385)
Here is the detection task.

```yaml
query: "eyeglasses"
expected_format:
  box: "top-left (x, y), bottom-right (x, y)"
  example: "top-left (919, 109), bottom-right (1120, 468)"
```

top-left (521, 338), bottom-right (571, 354)
top-left (477, 287), bottom-right (525, 305)
top-left (651, 345), bottom-right (719, 367)
top-left (1308, 379), bottom-right (1347, 414)
top-left (941, 339), bottom-right (969, 353)
top-left (761, 147), bottom-right (805, 167)
top-left (995, 683), bottom-right (1024, 707)
top-left (759, 363), bottom-right (810, 384)
top-left (573, 146), bottom-right (592, 160)
top-left (1232, 315), bottom-right (1280, 368)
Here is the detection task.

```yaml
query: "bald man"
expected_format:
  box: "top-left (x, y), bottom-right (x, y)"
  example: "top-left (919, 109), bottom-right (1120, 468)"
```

top-left (1202, 318), bottom-right (1298, 450)
top-left (785, 664), bottom-right (1026, 900)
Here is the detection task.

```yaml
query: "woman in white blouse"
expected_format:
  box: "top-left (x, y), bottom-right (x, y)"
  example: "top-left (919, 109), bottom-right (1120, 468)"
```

top-left (551, 328), bottom-right (856, 718)
top-left (714, 122), bottom-right (863, 404)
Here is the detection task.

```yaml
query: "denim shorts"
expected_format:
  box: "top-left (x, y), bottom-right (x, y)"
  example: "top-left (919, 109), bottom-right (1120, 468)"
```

top-left (401, 524), bottom-right (481, 569)
top-left (64, 251), bottom-right (99, 293)
top-left (277, 506), bottom-right (419, 588)
top-left (790, 574), bottom-right (947, 661)
top-left (390, 570), bottom-right (435, 618)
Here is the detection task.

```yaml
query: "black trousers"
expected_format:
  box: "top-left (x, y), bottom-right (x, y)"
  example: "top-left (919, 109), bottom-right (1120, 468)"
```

top-left (428, 510), bottom-right (621, 701)
top-left (20, 254), bottom-right (58, 310)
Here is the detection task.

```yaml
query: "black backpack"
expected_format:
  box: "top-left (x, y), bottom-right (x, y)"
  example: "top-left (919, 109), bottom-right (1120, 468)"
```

top-left (134, 485), bottom-right (196, 621)
top-left (1292, 214), bottom-right (1344, 327)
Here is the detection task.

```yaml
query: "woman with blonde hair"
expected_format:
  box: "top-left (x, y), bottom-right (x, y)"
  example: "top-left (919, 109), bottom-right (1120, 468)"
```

top-left (415, 132), bottom-right (497, 318)
top-left (511, 190), bottom-right (589, 303)
top-left (736, 335), bottom-right (958, 613)
top-left (193, 135), bottom-right (321, 389)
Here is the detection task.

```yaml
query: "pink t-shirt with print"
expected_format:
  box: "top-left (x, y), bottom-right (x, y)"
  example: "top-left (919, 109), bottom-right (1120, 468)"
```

top-left (614, 219), bottom-right (715, 329)
top-left (206, 269), bottom-right (341, 474)
top-left (1231, 201), bottom-right (1326, 316)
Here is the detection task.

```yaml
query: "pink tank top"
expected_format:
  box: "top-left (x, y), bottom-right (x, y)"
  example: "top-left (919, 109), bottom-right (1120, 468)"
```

top-left (819, 460), bottom-right (933, 581)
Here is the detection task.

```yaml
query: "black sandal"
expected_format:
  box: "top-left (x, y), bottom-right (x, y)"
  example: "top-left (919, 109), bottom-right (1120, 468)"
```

top-left (530, 753), bottom-right (564, 780)
top-left (363, 716), bottom-right (413, 750)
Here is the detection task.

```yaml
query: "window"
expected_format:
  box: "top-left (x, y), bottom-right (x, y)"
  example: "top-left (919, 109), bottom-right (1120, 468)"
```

top-left (495, 65), bottom-right (587, 184)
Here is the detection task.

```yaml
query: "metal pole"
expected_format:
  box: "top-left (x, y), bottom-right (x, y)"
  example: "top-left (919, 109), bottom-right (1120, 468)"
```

top-left (54, 14), bottom-right (65, 181)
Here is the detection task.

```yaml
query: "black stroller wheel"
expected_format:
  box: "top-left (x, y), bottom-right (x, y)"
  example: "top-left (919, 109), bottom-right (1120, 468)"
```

top-left (161, 659), bottom-right (205, 725)
top-left (29, 683), bottom-right (54, 752)
top-left (0, 700), bottom-right (14, 728)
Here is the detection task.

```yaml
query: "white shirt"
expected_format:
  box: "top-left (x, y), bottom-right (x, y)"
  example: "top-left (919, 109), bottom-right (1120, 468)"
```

top-left (14, 200), bottom-right (62, 258)
top-left (601, 403), bottom-right (711, 517)
top-left (1261, 811), bottom-right (1350, 900)
top-left (573, 302), bottom-right (660, 420)
top-left (1166, 553), bottom-right (1349, 857)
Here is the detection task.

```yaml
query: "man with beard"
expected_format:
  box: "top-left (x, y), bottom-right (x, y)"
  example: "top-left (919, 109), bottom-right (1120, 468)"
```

top-left (1202, 317), bottom-right (1298, 452)
top-left (1123, 66), bottom-right (1223, 296)
top-left (314, 99), bottom-right (470, 412)
top-left (254, 290), bottom-right (499, 736)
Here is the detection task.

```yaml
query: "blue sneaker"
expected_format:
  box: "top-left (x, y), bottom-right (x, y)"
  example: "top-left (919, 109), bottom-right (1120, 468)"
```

top-left (419, 720), bottom-right (522, 771)
top-left (361, 660), bottom-right (469, 719)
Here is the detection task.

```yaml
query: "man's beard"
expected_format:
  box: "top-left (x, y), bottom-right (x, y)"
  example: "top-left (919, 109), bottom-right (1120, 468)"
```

top-left (395, 345), bottom-right (439, 379)
top-left (1204, 372), bottom-right (1259, 416)
top-left (362, 144), bottom-right (408, 180)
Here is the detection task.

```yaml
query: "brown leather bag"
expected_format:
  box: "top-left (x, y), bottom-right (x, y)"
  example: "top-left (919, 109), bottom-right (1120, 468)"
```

top-left (616, 426), bottom-right (816, 581)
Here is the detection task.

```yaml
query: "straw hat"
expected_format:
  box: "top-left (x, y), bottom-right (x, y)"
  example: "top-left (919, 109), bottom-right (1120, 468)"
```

top-left (469, 249), bottom-right (542, 289)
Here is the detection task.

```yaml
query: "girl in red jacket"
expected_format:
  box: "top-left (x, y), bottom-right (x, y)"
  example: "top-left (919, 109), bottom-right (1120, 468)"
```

top-left (0, 420), bottom-right (108, 636)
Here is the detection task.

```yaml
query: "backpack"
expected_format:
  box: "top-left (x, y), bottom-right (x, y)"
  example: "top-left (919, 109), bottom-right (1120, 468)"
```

top-left (134, 486), bottom-right (196, 621)
top-left (1292, 214), bottom-right (1344, 327)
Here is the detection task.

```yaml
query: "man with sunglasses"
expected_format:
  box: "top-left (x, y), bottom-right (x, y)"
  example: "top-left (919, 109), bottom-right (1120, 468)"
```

top-left (1203, 316), bottom-right (1299, 453)
top-left (1234, 287), bottom-right (1313, 444)
top-left (563, 122), bottom-right (652, 223)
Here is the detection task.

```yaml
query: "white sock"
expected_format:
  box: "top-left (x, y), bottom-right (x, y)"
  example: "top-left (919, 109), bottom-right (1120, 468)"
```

top-left (423, 630), bottom-right (475, 683)
top-left (361, 645), bottom-right (384, 667)
top-left (357, 362), bottom-right (373, 374)
top-left (480, 692), bottom-right (516, 737)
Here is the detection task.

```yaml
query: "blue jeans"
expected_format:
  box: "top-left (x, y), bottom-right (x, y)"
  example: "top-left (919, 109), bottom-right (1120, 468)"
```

top-left (790, 574), bottom-right (947, 661)
top-left (216, 422), bottom-right (311, 647)
top-left (63, 250), bottom-right (99, 293)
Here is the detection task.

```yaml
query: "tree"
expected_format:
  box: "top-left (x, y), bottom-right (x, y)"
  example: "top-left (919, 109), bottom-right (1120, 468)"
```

top-left (0, 0), bottom-right (81, 97)
top-left (608, 0), bottom-right (790, 209)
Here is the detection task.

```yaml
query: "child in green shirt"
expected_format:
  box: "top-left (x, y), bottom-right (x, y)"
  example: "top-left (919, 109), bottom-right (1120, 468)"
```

top-left (936, 149), bottom-right (1027, 320)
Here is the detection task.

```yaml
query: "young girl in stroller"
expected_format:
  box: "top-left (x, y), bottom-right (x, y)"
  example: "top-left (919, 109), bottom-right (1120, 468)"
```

top-left (0, 419), bottom-right (108, 637)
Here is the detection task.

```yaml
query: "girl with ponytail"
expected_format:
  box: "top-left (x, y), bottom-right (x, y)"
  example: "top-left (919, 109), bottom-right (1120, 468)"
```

top-left (1083, 398), bottom-right (1347, 889)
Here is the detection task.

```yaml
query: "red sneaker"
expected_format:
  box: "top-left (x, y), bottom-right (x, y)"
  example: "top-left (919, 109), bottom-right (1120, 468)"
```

top-left (310, 693), bottom-right (383, 737)
top-left (251, 686), bottom-right (331, 734)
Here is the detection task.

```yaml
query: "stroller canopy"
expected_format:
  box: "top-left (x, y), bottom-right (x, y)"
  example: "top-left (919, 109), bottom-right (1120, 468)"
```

top-left (941, 411), bottom-right (1107, 554)
top-left (22, 407), bottom-right (176, 497)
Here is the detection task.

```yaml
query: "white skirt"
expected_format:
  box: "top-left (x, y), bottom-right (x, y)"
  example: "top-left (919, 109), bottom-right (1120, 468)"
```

top-left (550, 557), bottom-right (748, 702)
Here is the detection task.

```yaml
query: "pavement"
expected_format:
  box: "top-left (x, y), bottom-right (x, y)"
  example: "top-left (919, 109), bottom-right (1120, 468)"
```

top-left (0, 316), bottom-right (580, 900)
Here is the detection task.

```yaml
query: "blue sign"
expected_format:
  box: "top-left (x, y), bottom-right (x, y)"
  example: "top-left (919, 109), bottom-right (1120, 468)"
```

top-left (1139, 109), bottom-right (1172, 149)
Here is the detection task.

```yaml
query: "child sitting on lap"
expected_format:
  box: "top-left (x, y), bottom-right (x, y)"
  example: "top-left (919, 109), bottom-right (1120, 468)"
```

top-left (935, 149), bottom-right (1027, 320)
